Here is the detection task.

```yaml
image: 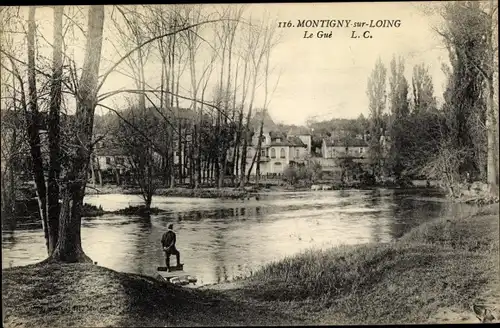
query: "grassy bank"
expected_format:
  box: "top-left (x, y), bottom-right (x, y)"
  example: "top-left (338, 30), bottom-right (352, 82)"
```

top-left (156, 187), bottom-right (249, 199)
top-left (2, 263), bottom-right (298, 328)
top-left (3, 204), bottom-right (498, 326)
top-left (85, 185), bottom-right (250, 199)
top-left (212, 203), bottom-right (499, 325)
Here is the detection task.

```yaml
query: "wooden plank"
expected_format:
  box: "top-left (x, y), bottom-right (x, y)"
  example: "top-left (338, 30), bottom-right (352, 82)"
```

top-left (157, 270), bottom-right (198, 284)
top-left (157, 264), bottom-right (184, 272)
top-left (158, 271), bottom-right (189, 279)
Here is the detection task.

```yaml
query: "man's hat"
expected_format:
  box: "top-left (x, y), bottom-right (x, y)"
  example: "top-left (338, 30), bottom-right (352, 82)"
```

top-left (168, 223), bottom-right (174, 229)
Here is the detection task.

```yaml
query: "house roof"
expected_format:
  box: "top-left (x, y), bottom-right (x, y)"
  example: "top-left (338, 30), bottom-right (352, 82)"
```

top-left (250, 109), bottom-right (278, 131)
top-left (323, 137), bottom-right (369, 147)
top-left (269, 130), bottom-right (287, 140)
top-left (268, 134), bottom-right (306, 147)
top-left (288, 136), bottom-right (307, 147)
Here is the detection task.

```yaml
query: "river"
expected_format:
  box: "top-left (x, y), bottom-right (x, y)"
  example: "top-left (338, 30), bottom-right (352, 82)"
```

top-left (1, 188), bottom-right (467, 286)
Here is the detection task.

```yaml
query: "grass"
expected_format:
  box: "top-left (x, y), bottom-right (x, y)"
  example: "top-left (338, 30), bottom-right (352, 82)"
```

top-left (2, 263), bottom-right (297, 327)
top-left (2, 203), bottom-right (498, 326)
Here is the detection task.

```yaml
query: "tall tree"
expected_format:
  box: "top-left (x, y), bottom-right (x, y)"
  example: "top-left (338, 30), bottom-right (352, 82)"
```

top-left (412, 63), bottom-right (437, 113)
top-left (387, 55), bottom-right (409, 178)
top-left (239, 18), bottom-right (269, 188)
top-left (366, 57), bottom-right (387, 176)
top-left (437, 1), bottom-right (491, 184)
top-left (48, 5), bottom-right (105, 262)
top-left (46, 5), bottom-right (64, 254)
top-left (116, 107), bottom-right (161, 212)
top-left (25, 6), bottom-right (50, 253)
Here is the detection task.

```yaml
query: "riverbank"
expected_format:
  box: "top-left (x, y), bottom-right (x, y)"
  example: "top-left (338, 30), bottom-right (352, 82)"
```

top-left (2, 203), bottom-right (498, 326)
top-left (83, 182), bottom-right (439, 199)
top-left (85, 185), bottom-right (251, 199)
top-left (204, 203), bottom-right (499, 324)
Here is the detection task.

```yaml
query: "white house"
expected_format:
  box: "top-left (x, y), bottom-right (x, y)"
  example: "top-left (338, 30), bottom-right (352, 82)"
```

top-left (231, 129), bottom-right (310, 176)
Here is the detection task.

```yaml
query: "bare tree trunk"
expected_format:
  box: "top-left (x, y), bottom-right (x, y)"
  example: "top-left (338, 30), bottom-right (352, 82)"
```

top-left (232, 110), bottom-right (243, 186)
top-left (486, 0), bottom-right (499, 194)
top-left (113, 163), bottom-right (121, 185)
top-left (90, 157), bottom-right (96, 186)
top-left (239, 113), bottom-right (251, 188)
top-left (254, 116), bottom-right (265, 185)
top-left (486, 77), bottom-right (498, 192)
top-left (169, 129), bottom-right (175, 188)
top-left (178, 120), bottom-right (183, 184)
top-left (26, 6), bottom-right (49, 254)
top-left (96, 157), bottom-right (103, 186)
top-left (47, 5), bottom-right (64, 253)
top-left (49, 5), bottom-right (105, 263)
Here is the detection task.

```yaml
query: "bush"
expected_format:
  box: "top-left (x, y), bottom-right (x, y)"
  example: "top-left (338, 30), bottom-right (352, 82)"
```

top-left (361, 172), bottom-right (376, 186)
top-left (283, 162), bottom-right (323, 186)
top-left (283, 166), bottom-right (298, 185)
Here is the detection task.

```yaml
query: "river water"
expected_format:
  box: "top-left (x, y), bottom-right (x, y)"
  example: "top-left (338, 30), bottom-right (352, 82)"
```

top-left (1, 188), bottom-right (466, 286)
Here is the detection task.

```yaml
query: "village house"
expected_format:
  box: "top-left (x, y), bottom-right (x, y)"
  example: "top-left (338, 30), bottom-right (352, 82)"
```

top-left (321, 134), bottom-right (370, 160)
top-left (91, 137), bottom-right (132, 185)
top-left (244, 129), bottom-right (310, 176)
top-left (228, 110), bottom-right (312, 176)
top-left (318, 129), bottom-right (392, 179)
top-left (287, 126), bottom-right (312, 154)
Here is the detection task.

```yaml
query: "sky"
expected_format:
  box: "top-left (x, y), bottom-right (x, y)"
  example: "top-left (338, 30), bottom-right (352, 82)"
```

top-left (242, 2), bottom-right (449, 124)
top-left (2, 2), bottom-right (450, 126)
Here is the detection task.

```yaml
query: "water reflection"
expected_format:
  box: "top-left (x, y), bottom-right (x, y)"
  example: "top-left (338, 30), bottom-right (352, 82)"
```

top-left (3, 188), bottom-right (464, 285)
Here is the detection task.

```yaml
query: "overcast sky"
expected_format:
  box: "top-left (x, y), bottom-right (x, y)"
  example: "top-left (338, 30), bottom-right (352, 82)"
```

top-left (241, 2), bottom-right (449, 124)
top-left (6, 2), bottom-right (449, 126)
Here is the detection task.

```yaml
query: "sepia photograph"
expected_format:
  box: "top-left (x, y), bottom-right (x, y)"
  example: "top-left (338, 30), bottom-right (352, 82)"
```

top-left (1, 1), bottom-right (499, 326)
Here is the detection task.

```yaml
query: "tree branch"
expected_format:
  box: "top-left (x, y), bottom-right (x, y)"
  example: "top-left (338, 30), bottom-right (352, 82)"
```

top-left (96, 18), bottom-right (226, 94)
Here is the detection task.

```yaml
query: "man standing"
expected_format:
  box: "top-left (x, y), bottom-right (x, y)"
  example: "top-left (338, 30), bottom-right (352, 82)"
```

top-left (161, 223), bottom-right (182, 270)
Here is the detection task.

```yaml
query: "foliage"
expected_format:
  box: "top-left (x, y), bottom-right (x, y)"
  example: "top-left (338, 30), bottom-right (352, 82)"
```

top-left (437, 1), bottom-right (494, 186)
top-left (283, 165), bottom-right (298, 185)
top-left (283, 161), bottom-right (323, 185)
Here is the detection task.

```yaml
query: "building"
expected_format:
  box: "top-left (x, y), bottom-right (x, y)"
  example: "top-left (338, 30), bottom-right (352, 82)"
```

top-left (321, 135), bottom-right (369, 160)
top-left (287, 126), bottom-right (312, 154)
top-left (93, 139), bottom-right (131, 174)
top-left (228, 110), bottom-right (312, 176)
top-left (319, 134), bottom-right (371, 179)
top-left (231, 129), bottom-right (310, 176)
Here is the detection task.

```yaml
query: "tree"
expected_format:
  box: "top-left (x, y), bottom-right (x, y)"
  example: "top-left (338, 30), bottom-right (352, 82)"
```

top-left (116, 107), bottom-right (161, 212)
top-left (387, 55), bottom-right (409, 179)
top-left (110, 6), bottom-right (153, 110)
top-left (412, 63), bottom-right (437, 114)
top-left (25, 6), bottom-right (50, 253)
top-left (366, 57), bottom-right (387, 176)
top-left (48, 5), bottom-right (106, 262)
top-left (47, 5), bottom-right (64, 254)
top-left (2, 5), bottom-right (231, 262)
top-left (239, 18), bottom-right (273, 188)
top-left (0, 8), bottom-right (27, 221)
top-left (437, 1), bottom-right (491, 185)
top-left (249, 19), bottom-right (280, 186)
